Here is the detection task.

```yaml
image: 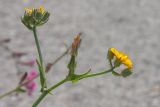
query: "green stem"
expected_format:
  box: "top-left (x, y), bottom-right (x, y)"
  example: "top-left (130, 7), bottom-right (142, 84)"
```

top-left (33, 26), bottom-right (47, 89)
top-left (32, 67), bottom-right (114, 106)
top-left (79, 67), bottom-right (115, 80)
top-left (33, 26), bottom-right (43, 67)
top-left (32, 78), bottom-right (68, 107)
top-left (0, 87), bottom-right (19, 99)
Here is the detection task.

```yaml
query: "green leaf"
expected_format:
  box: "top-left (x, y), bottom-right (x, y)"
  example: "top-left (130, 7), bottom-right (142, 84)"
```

top-left (121, 69), bottom-right (132, 77)
top-left (48, 92), bottom-right (54, 96)
top-left (16, 88), bottom-right (26, 93)
top-left (76, 69), bottom-right (91, 79)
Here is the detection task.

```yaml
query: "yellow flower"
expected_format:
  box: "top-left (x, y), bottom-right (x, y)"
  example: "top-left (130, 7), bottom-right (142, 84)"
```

top-left (25, 6), bottom-right (45, 15)
top-left (109, 48), bottom-right (133, 69)
top-left (22, 5), bottom-right (49, 29)
top-left (38, 6), bottom-right (45, 14)
top-left (25, 8), bottom-right (33, 15)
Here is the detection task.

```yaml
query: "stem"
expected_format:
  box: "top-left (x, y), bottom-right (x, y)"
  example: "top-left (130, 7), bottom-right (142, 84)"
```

top-left (32, 91), bottom-right (48, 107)
top-left (32, 78), bottom-right (68, 107)
top-left (45, 46), bottom-right (70, 72)
top-left (33, 26), bottom-right (47, 89)
top-left (79, 67), bottom-right (115, 80)
top-left (0, 87), bottom-right (18, 99)
top-left (33, 26), bottom-right (43, 67)
top-left (51, 46), bottom-right (70, 66)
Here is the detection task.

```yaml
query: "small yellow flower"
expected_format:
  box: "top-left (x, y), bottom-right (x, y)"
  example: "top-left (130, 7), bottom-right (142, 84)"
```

top-left (38, 6), bottom-right (45, 14)
top-left (25, 8), bottom-right (33, 15)
top-left (109, 48), bottom-right (133, 69)
top-left (25, 6), bottom-right (45, 15)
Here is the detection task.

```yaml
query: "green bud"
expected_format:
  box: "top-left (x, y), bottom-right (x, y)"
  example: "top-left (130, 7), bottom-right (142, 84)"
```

top-left (121, 68), bottom-right (132, 77)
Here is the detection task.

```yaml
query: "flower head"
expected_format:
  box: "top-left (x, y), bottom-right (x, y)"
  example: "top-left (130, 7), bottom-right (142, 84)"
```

top-left (108, 48), bottom-right (133, 69)
top-left (22, 6), bottom-right (50, 30)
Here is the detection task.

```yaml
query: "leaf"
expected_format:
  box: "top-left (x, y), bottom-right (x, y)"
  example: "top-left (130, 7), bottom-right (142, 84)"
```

top-left (77, 68), bottom-right (91, 79)
top-left (70, 69), bottom-right (91, 82)
top-left (48, 92), bottom-right (54, 96)
top-left (16, 88), bottom-right (26, 93)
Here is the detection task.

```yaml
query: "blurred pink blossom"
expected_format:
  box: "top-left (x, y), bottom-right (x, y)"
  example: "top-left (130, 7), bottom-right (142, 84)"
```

top-left (25, 70), bottom-right (38, 96)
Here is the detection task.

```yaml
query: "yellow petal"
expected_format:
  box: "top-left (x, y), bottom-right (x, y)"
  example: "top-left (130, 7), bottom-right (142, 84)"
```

top-left (25, 8), bottom-right (33, 15)
top-left (39, 6), bottom-right (45, 14)
top-left (109, 48), bottom-right (133, 69)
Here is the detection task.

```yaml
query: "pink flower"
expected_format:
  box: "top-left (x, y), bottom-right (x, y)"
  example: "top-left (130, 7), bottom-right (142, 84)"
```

top-left (25, 70), bottom-right (38, 96)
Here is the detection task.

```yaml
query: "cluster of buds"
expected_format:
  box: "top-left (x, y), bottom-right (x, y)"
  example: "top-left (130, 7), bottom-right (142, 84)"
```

top-left (107, 48), bottom-right (133, 77)
top-left (21, 6), bottom-right (50, 30)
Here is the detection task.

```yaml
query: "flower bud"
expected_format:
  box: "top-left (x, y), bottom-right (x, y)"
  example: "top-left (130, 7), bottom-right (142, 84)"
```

top-left (120, 68), bottom-right (132, 77)
top-left (71, 33), bottom-right (81, 56)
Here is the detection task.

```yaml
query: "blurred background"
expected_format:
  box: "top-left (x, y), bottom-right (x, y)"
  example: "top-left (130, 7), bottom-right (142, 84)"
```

top-left (0, 0), bottom-right (160, 107)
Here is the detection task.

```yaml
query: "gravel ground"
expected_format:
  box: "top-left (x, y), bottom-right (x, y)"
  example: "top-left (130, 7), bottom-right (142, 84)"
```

top-left (0, 0), bottom-right (160, 107)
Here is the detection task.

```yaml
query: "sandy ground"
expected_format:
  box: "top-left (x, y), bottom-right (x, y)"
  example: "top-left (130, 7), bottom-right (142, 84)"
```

top-left (0, 0), bottom-right (160, 107)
